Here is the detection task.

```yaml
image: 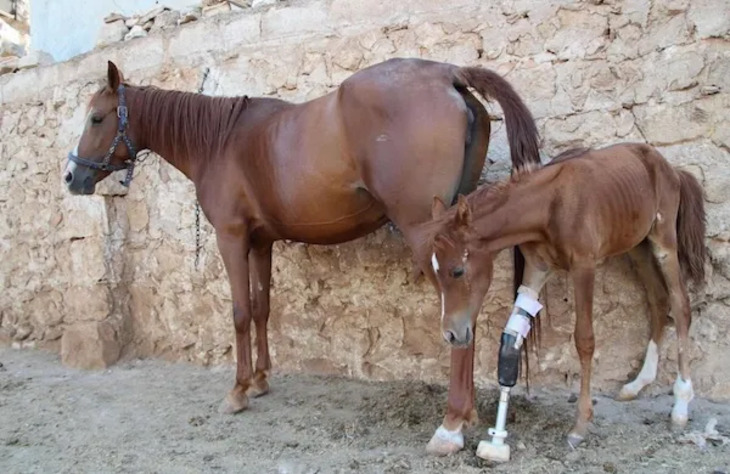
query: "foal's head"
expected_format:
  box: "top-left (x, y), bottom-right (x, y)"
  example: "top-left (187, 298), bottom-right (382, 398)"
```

top-left (64, 61), bottom-right (136, 194)
top-left (429, 195), bottom-right (495, 348)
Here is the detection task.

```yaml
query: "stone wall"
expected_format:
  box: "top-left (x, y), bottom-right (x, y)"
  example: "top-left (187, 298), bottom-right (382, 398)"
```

top-left (1, 0), bottom-right (729, 399)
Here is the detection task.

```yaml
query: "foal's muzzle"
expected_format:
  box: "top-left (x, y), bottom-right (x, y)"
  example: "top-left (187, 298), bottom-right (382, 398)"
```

top-left (443, 323), bottom-right (474, 347)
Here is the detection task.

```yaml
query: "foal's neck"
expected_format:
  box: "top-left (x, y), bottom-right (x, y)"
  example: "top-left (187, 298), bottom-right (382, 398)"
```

top-left (471, 171), bottom-right (554, 252)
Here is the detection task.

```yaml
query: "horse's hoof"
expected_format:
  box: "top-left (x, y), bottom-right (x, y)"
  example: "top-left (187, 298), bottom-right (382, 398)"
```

top-left (425, 426), bottom-right (464, 456)
top-left (567, 433), bottom-right (584, 449)
top-left (246, 378), bottom-right (270, 398)
top-left (218, 388), bottom-right (249, 414)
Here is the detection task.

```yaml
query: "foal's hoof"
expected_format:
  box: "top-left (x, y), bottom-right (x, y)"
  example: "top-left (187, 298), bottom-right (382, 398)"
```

top-left (246, 371), bottom-right (270, 398)
top-left (567, 433), bottom-right (585, 450)
top-left (218, 387), bottom-right (249, 414)
top-left (616, 386), bottom-right (639, 402)
top-left (671, 412), bottom-right (689, 429)
top-left (425, 426), bottom-right (464, 456)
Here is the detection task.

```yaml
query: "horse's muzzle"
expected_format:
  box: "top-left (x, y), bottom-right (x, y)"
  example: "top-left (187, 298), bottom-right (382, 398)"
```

top-left (64, 165), bottom-right (96, 195)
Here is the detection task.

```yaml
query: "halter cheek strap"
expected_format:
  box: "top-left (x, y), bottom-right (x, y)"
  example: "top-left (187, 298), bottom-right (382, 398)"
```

top-left (67, 85), bottom-right (139, 187)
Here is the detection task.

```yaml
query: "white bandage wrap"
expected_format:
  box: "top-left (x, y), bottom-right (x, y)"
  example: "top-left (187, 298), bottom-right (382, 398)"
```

top-left (504, 287), bottom-right (543, 339)
top-left (505, 313), bottom-right (531, 339)
top-left (514, 292), bottom-right (543, 317)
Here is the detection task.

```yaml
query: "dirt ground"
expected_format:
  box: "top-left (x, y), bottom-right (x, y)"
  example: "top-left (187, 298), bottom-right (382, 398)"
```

top-left (1, 347), bottom-right (728, 474)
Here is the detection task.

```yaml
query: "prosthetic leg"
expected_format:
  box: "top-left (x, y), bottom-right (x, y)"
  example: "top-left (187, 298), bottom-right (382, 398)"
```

top-left (476, 286), bottom-right (542, 462)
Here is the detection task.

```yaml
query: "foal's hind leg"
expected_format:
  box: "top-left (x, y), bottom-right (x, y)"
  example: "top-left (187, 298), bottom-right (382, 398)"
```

top-left (648, 232), bottom-right (694, 428)
top-left (618, 242), bottom-right (670, 401)
top-left (248, 243), bottom-right (273, 398)
top-left (567, 265), bottom-right (596, 448)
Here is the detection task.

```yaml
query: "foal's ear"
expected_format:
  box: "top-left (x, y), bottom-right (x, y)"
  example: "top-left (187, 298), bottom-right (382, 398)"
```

top-left (432, 196), bottom-right (447, 219)
top-left (456, 194), bottom-right (472, 227)
top-left (107, 61), bottom-right (124, 90)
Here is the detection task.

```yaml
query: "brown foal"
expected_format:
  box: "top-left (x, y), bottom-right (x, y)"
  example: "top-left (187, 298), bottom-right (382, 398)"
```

top-left (62, 59), bottom-right (541, 455)
top-left (423, 142), bottom-right (706, 454)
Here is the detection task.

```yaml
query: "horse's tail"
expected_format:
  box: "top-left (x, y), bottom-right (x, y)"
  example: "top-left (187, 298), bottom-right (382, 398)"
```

top-left (455, 66), bottom-right (541, 390)
top-left (455, 67), bottom-right (541, 172)
top-left (676, 169), bottom-right (707, 287)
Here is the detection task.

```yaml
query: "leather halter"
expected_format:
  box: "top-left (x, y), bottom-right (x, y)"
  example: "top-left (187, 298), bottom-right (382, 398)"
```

top-left (67, 85), bottom-right (138, 187)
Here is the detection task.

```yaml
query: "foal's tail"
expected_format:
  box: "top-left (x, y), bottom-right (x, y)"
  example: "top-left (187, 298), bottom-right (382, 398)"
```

top-left (676, 169), bottom-right (707, 287)
top-left (455, 67), bottom-right (541, 172)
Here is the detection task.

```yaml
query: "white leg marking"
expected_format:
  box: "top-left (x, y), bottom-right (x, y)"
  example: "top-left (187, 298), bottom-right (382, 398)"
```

top-left (671, 374), bottom-right (694, 426)
top-left (426, 423), bottom-right (465, 455)
top-left (620, 340), bottom-right (659, 398)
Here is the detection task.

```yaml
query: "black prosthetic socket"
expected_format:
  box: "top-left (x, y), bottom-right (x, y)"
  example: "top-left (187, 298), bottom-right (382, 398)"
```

top-left (497, 332), bottom-right (521, 387)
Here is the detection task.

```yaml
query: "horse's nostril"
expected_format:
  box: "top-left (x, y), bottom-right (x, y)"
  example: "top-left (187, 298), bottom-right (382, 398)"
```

top-left (443, 330), bottom-right (456, 344)
top-left (64, 171), bottom-right (73, 184)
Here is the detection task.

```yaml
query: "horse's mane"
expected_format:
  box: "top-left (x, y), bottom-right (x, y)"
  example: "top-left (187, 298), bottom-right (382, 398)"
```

top-left (134, 85), bottom-right (250, 163)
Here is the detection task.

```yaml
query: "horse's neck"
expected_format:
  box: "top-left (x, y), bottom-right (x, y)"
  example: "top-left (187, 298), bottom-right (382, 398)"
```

top-left (127, 87), bottom-right (187, 179)
top-left (472, 173), bottom-right (553, 252)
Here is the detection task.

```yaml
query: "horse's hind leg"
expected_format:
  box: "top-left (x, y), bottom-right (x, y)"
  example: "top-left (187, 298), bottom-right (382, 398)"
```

top-left (248, 243), bottom-right (273, 398)
top-left (648, 221), bottom-right (694, 428)
top-left (617, 241), bottom-right (670, 401)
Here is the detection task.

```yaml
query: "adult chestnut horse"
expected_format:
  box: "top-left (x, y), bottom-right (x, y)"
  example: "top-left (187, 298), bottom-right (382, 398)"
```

top-left (423, 143), bottom-right (706, 458)
top-left (63, 59), bottom-right (540, 454)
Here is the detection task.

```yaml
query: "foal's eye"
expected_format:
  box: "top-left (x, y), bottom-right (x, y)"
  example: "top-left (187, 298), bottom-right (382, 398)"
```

top-left (451, 267), bottom-right (465, 279)
top-left (91, 115), bottom-right (103, 125)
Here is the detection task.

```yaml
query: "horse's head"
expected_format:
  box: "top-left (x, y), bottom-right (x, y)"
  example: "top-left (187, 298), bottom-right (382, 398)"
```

top-left (64, 61), bottom-right (138, 195)
top-left (430, 195), bottom-right (495, 348)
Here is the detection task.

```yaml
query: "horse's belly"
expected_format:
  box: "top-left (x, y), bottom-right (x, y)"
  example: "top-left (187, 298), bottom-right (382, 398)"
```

top-left (271, 188), bottom-right (388, 244)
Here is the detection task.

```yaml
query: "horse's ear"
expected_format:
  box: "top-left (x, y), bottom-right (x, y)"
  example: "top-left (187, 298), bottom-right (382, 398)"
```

top-left (107, 61), bottom-right (123, 90)
top-left (432, 196), bottom-right (447, 219)
top-left (456, 194), bottom-right (472, 227)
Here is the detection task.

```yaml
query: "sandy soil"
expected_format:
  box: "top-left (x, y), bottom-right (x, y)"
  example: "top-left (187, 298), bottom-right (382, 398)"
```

top-left (1, 347), bottom-right (728, 474)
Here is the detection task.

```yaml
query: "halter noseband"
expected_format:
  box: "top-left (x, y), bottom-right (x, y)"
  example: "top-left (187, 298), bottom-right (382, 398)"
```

top-left (67, 84), bottom-right (138, 187)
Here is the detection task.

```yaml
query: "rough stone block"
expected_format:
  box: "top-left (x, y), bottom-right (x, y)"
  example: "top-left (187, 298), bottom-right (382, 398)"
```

top-left (96, 20), bottom-right (129, 48)
top-left (150, 10), bottom-right (181, 33)
top-left (221, 13), bottom-right (261, 49)
top-left (17, 50), bottom-right (53, 70)
top-left (262, 3), bottom-right (331, 39)
top-left (688, 0), bottom-right (730, 38)
top-left (61, 321), bottom-right (120, 370)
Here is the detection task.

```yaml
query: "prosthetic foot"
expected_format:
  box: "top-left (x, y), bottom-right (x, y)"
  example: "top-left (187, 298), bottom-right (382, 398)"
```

top-left (477, 286), bottom-right (542, 463)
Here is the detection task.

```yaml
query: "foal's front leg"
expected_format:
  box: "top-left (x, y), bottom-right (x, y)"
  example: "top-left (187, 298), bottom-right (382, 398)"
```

top-left (217, 232), bottom-right (254, 414)
top-left (568, 266), bottom-right (596, 448)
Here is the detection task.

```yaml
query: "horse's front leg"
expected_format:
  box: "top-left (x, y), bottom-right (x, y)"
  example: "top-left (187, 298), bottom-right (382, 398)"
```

top-left (248, 243), bottom-right (273, 398)
top-left (216, 231), bottom-right (254, 414)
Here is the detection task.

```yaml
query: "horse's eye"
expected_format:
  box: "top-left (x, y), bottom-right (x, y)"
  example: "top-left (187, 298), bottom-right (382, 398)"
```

top-left (91, 115), bottom-right (103, 125)
top-left (451, 267), bottom-right (465, 279)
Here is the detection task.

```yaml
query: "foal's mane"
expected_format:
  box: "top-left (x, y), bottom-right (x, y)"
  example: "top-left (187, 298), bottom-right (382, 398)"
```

top-left (134, 85), bottom-right (250, 163)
